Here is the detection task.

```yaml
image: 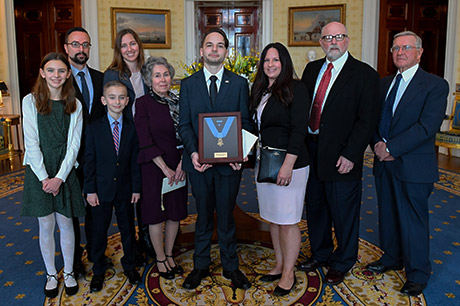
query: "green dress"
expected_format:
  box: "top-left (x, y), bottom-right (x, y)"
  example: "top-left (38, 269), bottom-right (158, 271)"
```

top-left (21, 100), bottom-right (85, 218)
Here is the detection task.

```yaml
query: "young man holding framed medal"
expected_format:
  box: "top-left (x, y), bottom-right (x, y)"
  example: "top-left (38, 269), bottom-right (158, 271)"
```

top-left (179, 28), bottom-right (253, 290)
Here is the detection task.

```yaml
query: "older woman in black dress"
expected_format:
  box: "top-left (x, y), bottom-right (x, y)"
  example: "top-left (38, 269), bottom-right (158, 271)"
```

top-left (134, 57), bottom-right (187, 279)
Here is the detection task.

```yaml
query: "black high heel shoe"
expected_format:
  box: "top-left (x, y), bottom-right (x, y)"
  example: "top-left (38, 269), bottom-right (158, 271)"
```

top-left (166, 254), bottom-right (184, 274)
top-left (44, 273), bottom-right (59, 298)
top-left (157, 259), bottom-right (175, 280)
top-left (273, 274), bottom-right (297, 297)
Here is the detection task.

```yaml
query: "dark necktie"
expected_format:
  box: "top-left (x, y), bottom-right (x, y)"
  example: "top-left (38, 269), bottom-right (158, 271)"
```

top-left (113, 121), bottom-right (120, 155)
top-left (77, 71), bottom-right (90, 110)
top-left (309, 63), bottom-right (334, 132)
top-left (209, 75), bottom-right (218, 106)
top-left (379, 74), bottom-right (403, 140)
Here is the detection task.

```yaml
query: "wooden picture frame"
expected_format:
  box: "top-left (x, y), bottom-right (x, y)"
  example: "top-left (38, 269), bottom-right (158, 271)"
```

top-left (288, 4), bottom-right (346, 46)
top-left (111, 8), bottom-right (171, 49)
top-left (198, 112), bottom-right (243, 164)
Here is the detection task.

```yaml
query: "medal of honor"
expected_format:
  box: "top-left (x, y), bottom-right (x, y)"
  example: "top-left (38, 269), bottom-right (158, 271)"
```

top-left (205, 117), bottom-right (235, 147)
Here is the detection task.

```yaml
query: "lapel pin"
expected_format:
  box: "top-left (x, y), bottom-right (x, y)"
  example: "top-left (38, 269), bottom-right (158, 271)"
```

top-left (225, 80), bottom-right (229, 83)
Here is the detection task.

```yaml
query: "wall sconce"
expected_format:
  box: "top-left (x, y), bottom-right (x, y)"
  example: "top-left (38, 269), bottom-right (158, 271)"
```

top-left (0, 81), bottom-right (8, 108)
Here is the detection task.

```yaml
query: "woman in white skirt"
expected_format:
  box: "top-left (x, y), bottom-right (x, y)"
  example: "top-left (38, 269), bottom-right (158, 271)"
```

top-left (250, 42), bottom-right (311, 296)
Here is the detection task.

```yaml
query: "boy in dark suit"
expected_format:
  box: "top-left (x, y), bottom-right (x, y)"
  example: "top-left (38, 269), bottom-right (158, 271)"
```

top-left (84, 81), bottom-right (141, 292)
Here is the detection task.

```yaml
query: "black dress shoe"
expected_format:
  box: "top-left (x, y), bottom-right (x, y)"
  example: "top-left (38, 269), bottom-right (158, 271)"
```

top-left (124, 269), bottom-right (141, 285)
top-left (223, 269), bottom-right (251, 290)
top-left (182, 269), bottom-right (210, 289)
top-left (400, 281), bottom-right (426, 296)
top-left (44, 273), bottom-right (59, 298)
top-left (298, 257), bottom-right (326, 272)
top-left (273, 275), bottom-right (297, 297)
top-left (325, 269), bottom-right (346, 285)
top-left (156, 259), bottom-right (175, 280)
top-left (90, 274), bottom-right (105, 293)
top-left (260, 273), bottom-right (282, 282)
top-left (166, 255), bottom-right (184, 274)
top-left (366, 261), bottom-right (403, 274)
top-left (73, 258), bottom-right (85, 278)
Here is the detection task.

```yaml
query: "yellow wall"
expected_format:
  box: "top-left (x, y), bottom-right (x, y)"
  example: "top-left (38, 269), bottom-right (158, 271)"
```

top-left (96, 0), bottom-right (364, 78)
top-left (273, 0), bottom-right (363, 76)
top-left (96, 0), bottom-right (185, 73)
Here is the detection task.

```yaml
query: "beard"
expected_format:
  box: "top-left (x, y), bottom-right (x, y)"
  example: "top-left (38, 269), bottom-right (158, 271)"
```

top-left (70, 52), bottom-right (89, 65)
top-left (203, 52), bottom-right (225, 66)
top-left (325, 44), bottom-right (345, 61)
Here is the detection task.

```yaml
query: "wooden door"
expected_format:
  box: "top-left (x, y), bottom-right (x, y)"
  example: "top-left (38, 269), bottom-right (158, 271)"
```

top-left (197, 4), bottom-right (260, 57)
top-left (14, 0), bottom-right (81, 99)
top-left (377, 0), bottom-right (447, 78)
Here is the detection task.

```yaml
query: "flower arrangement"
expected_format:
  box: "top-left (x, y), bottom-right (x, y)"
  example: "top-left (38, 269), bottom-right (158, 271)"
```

top-left (180, 49), bottom-right (259, 82)
top-left (223, 49), bottom-right (259, 83)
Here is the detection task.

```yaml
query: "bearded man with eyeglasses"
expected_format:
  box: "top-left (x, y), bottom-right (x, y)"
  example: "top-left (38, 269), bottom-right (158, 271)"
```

top-left (366, 31), bottom-right (448, 297)
top-left (63, 27), bottom-right (107, 278)
top-left (299, 22), bottom-right (380, 285)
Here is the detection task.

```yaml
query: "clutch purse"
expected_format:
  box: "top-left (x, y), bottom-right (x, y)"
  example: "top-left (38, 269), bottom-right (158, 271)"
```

top-left (257, 146), bottom-right (287, 183)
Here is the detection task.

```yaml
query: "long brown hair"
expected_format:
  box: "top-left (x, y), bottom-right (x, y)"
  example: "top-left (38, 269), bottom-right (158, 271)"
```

top-left (32, 52), bottom-right (76, 115)
top-left (250, 42), bottom-right (296, 112)
top-left (106, 28), bottom-right (145, 79)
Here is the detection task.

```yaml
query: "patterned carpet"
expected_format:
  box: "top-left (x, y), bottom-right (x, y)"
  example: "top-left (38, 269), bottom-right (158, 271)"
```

top-left (0, 153), bottom-right (459, 305)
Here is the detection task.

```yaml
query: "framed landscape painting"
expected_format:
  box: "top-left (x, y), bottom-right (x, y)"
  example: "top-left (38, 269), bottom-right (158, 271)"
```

top-left (111, 8), bottom-right (171, 49)
top-left (288, 5), bottom-right (346, 46)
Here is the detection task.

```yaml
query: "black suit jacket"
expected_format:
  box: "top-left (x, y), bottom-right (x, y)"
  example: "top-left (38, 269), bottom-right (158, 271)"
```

top-left (73, 66), bottom-right (105, 184)
top-left (257, 80), bottom-right (311, 169)
top-left (73, 66), bottom-right (106, 124)
top-left (84, 115), bottom-right (141, 203)
top-left (301, 54), bottom-right (380, 181)
top-left (373, 67), bottom-right (449, 183)
top-left (178, 68), bottom-right (253, 176)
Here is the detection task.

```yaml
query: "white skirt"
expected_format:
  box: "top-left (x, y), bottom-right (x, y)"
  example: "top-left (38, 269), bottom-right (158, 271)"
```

top-left (255, 164), bottom-right (309, 225)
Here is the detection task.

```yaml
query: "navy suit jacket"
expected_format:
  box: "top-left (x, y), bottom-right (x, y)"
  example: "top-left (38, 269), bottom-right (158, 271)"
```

top-left (373, 67), bottom-right (449, 183)
top-left (103, 69), bottom-right (149, 120)
top-left (84, 115), bottom-right (141, 202)
top-left (301, 54), bottom-right (380, 181)
top-left (178, 68), bottom-right (253, 176)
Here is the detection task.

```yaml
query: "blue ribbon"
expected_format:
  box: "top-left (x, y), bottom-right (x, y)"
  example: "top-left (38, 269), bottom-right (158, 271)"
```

top-left (205, 117), bottom-right (235, 146)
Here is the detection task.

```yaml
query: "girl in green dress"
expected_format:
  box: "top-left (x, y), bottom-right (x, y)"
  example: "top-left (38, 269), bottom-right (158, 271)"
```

top-left (21, 53), bottom-right (84, 298)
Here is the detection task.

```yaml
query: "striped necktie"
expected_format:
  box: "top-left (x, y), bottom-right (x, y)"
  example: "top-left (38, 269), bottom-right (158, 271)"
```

top-left (113, 121), bottom-right (120, 154)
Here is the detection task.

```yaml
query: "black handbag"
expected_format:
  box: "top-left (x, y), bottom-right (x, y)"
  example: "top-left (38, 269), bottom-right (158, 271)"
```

top-left (257, 146), bottom-right (287, 183)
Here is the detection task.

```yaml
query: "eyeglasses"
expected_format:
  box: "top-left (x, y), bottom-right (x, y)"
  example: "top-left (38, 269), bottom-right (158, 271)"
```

top-left (390, 45), bottom-right (417, 53)
top-left (66, 41), bottom-right (91, 49)
top-left (321, 34), bottom-right (348, 42)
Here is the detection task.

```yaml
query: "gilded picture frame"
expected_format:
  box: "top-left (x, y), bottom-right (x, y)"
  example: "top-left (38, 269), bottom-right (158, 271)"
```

top-left (288, 5), bottom-right (346, 46)
top-left (111, 7), bottom-right (171, 49)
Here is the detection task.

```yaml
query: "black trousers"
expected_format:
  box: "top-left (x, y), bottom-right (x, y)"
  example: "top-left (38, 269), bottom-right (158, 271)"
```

top-left (90, 199), bottom-right (136, 276)
top-left (305, 139), bottom-right (362, 272)
top-left (188, 168), bottom-right (242, 271)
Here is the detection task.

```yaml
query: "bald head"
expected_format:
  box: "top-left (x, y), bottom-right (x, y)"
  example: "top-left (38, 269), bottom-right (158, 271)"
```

top-left (321, 22), bottom-right (348, 37)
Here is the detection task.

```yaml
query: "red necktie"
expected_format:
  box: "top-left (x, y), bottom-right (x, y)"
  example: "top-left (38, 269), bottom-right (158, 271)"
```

top-left (309, 63), bottom-right (334, 132)
top-left (113, 121), bottom-right (119, 154)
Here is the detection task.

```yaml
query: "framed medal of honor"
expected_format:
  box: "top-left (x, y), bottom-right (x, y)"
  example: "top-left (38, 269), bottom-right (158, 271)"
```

top-left (198, 112), bottom-right (243, 163)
